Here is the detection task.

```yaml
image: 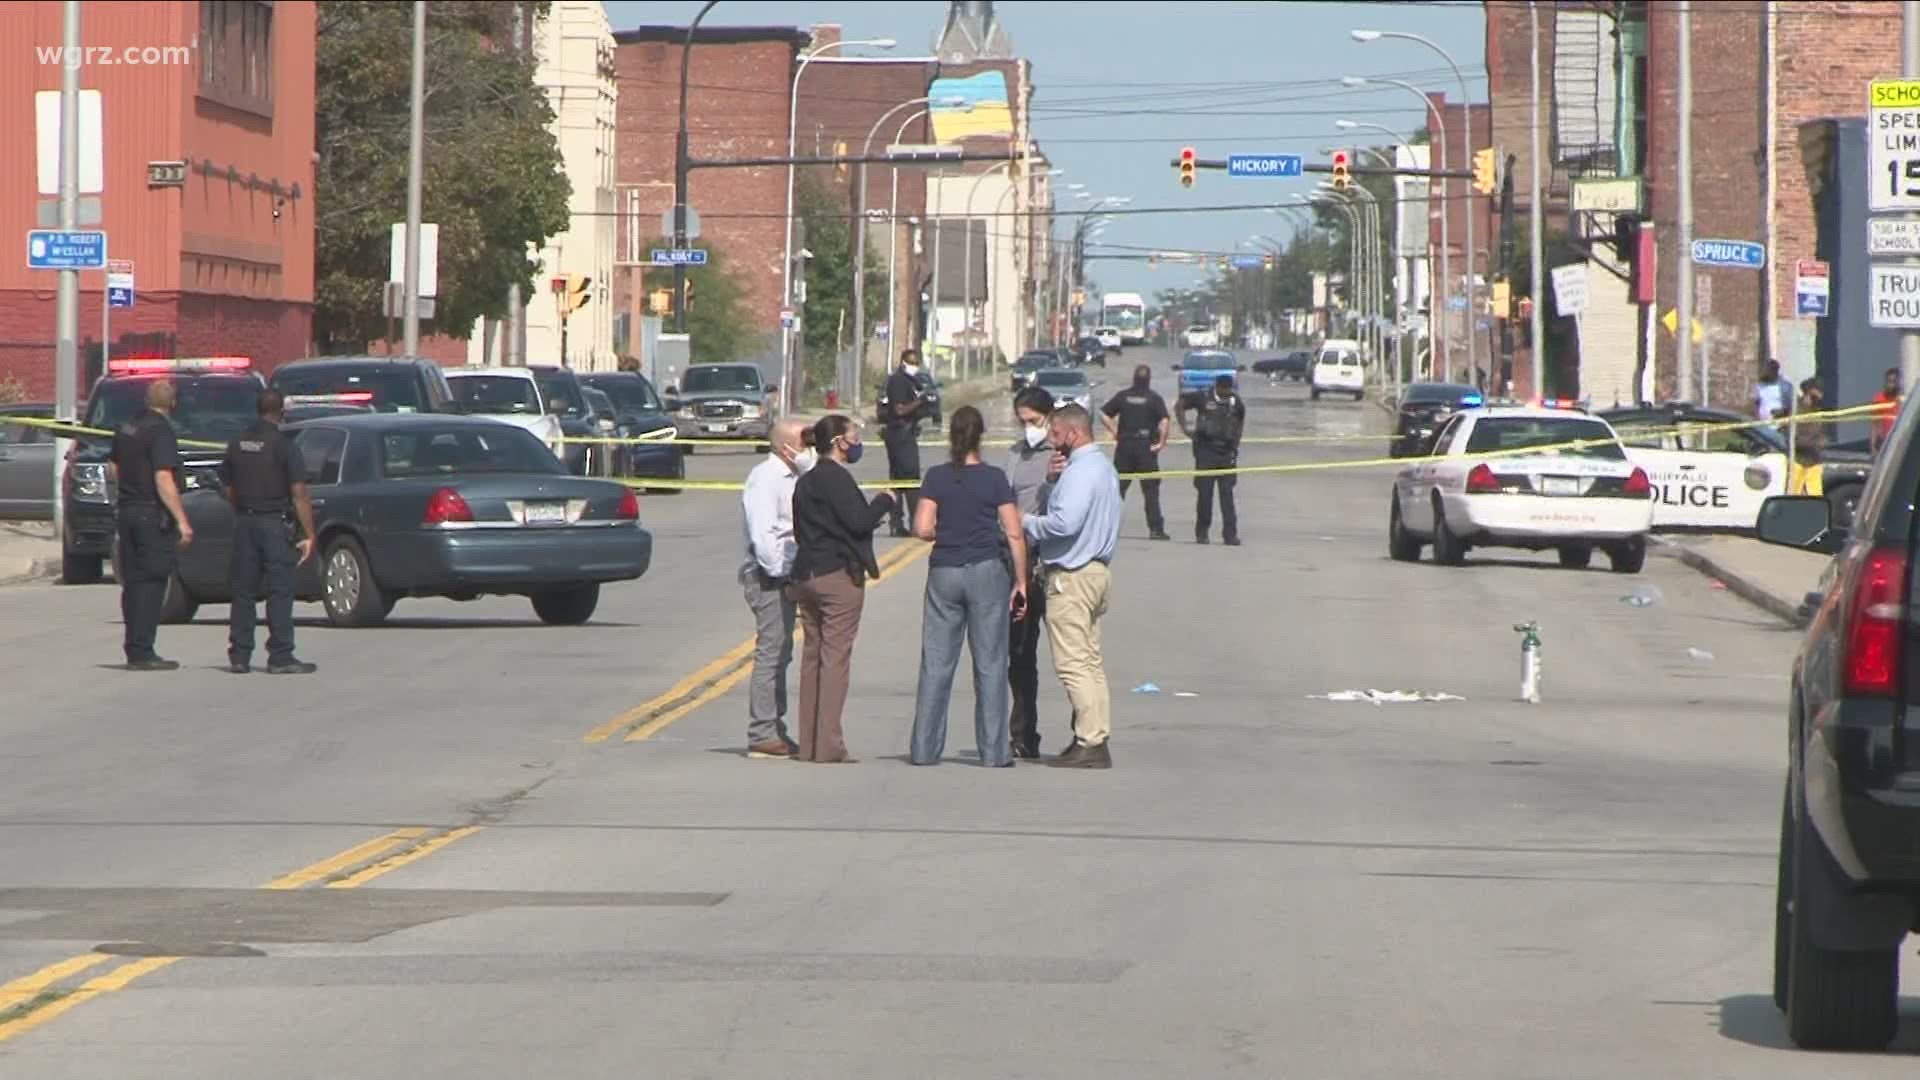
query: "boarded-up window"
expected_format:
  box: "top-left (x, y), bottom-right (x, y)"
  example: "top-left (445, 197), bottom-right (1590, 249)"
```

top-left (199, 0), bottom-right (274, 116)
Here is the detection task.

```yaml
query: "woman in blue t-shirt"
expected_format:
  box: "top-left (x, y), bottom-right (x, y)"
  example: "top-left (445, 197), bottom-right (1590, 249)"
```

top-left (908, 405), bottom-right (1030, 766)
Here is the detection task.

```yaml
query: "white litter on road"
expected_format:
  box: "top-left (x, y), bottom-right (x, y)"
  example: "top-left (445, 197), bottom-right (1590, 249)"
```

top-left (1686, 647), bottom-right (1715, 663)
top-left (1131, 682), bottom-right (1162, 694)
top-left (1173, 691), bottom-right (1199, 698)
top-left (1311, 690), bottom-right (1466, 705)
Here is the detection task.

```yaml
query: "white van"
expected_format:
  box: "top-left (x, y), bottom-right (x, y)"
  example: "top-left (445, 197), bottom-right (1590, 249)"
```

top-left (1311, 340), bottom-right (1365, 401)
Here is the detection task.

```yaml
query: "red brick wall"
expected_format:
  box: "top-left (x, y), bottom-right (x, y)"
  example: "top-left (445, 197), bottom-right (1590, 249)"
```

top-left (1773, 2), bottom-right (1902, 328)
top-left (1645, 3), bottom-right (1766, 409)
top-left (614, 35), bottom-right (801, 341)
top-left (175, 294), bottom-right (314, 372)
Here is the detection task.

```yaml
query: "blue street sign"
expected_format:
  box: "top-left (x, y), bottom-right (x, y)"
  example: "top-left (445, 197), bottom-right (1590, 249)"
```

top-left (1689, 238), bottom-right (1766, 269)
top-left (108, 285), bottom-right (134, 309)
top-left (27, 229), bottom-right (106, 270)
top-left (1447, 295), bottom-right (1469, 311)
top-left (1229, 254), bottom-right (1266, 270)
top-left (1226, 154), bottom-right (1304, 178)
top-left (648, 248), bottom-right (708, 267)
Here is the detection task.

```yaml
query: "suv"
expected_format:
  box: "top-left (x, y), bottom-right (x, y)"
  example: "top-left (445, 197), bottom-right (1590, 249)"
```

top-left (269, 355), bottom-right (455, 415)
top-left (62, 357), bottom-right (265, 585)
top-left (665, 363), bottom-right (774, 445)
top-left (1754, 394), bottom-right (1920, 1050)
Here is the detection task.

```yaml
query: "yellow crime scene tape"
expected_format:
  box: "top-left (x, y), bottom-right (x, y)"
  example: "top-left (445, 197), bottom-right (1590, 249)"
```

top-left (2, 402), bottom-right (1891, 494)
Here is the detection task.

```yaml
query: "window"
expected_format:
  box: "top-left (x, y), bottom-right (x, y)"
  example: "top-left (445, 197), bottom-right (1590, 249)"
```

top-left (199, 0), bottom-right (274, 115)
top-left (0, 418), bottom-right (52, 446)
top-left (1432, 417), bottom-right (1465, 456)
top-left (1465, 418), bottom-right (1625, 461)
top-left (1677, 422), bottom-right (1770, 456)
top-left (295, 427), bottom-right (348, 486)
top-left (379, 428), bottom-right (562, 479)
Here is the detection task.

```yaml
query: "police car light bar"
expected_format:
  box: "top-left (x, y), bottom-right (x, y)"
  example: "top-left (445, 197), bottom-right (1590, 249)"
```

top-left (1535, 397), bottom-right (1589, 411)
top-left (106, 356), bottom-right (252, 374)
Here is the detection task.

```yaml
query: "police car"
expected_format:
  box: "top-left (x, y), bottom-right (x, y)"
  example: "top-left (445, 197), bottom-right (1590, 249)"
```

top-left (1388, 402), bottom-right (1654, 573)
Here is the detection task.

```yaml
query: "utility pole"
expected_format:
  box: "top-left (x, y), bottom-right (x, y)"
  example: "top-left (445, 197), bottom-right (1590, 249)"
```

top-left (673, 2), bottom-right (720, 334)
top-left (1499, 154), bottom-right (1516, 394)
top-left (402, 1), bottom-right (425, 355)
top-left (51, 0), bottom-right (80, 547)
top-left (1528, 0), bottom-right (1545, 400)
top-left (1904, 2), bottom-right (1920, 389)
top-left (1676, 1), bottom-right (1694, 403)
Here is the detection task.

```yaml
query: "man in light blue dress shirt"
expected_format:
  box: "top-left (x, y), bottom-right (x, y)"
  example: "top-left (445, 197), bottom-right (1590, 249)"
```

top-left (1022, 404), bottom-right (1122, 769)
top-left (739, 418), bottom-right (812, 758)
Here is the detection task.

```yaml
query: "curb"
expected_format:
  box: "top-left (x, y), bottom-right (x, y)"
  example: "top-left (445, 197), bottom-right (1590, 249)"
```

top-left (0, 555), bottom-right (59, 587)
top-left (1653, 537), bottom-right (1807, 627)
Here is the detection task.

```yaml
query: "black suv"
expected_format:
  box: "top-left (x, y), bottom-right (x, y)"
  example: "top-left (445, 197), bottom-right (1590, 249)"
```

top-left (1755, 393), bottom-right (1920, 1050)
top-left (268, 356), bottom-right (455, 416)
top-left (62, 358), bottom-right (265, 585)
top-left (1390, 382), bottom-right (1483, 457)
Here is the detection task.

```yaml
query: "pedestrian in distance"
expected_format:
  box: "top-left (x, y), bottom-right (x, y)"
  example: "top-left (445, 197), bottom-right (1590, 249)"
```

top-left (787, 415), bottom-right (896, 764)
top-left (1004, 386), bottom-right (1056, 759)
top-left (1022, 403), bottom-right (1122, 769)
top-left (1871, 366), bottom-right (1903, 456)
top-left (111, 379), bottom-right (194, 671)
top-left (738, 416), bottom-right (814, 759)
top-left (222, 389), bottom-right (318, 675)
top-left (1753, 359), bottom-right (1794, 423)
top-left (1100, 363), bottom-right (1172, 541)
top-left (907, 406), bottom-right (1029, 767)
top-left (880, 348), bottom-right (928, 537)
top-left (1176, 374), bottom-right (1247, 546)
top-left (1791, 377), bottom-right (1826, 497)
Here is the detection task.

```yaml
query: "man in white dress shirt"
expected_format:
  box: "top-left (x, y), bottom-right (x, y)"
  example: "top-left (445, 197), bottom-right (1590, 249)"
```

top-left (740, 417), bottom-right (814, 758)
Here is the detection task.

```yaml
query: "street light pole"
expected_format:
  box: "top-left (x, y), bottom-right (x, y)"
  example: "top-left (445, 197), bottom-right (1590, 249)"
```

top-left (1528, 1), bottom-right (1546, 399)
top-left (1352, 30), bottom-right (1476, 384)
top-left (887, 107), bottom-right (930, 376)
top-left (1343, 76), bottom-right (1450, 373)
top-left (1676, 2), bottom-right (1694, 402)
top-left (402, 0), bottom-right (425, 355)
top-left (673, 1), bottom-right (720, 336)
top-left (963, 161), bottom-right (1015, 381)
top-left (51, 0), bottom-right (80, 546)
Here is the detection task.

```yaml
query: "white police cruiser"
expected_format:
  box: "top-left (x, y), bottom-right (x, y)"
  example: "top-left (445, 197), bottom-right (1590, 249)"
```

top-left (1388, 401), bottom-right (1654, 572)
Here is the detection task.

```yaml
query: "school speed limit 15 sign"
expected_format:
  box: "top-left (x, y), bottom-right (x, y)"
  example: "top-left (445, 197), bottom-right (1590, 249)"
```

top-left (1871, 79), bottom-right (1920, 212)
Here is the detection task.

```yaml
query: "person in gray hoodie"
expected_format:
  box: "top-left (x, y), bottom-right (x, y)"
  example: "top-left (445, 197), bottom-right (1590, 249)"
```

top-left (1005, 385), bottom-right (1057, 758)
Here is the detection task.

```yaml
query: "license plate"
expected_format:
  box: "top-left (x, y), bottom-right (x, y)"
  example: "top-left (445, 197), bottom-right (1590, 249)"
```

top-left (705, 423), bottom-right (729, 433)
top-left (525, 501), bottom-right (566, 525)
top-left (1541, 477), bottom-right (1581, 496)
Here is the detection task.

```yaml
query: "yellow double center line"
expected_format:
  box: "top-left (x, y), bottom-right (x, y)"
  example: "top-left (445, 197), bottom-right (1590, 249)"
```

top-left (0, 824), bottom-right (482, 1046)
top-left (584, 539), bottom-right (934, 744)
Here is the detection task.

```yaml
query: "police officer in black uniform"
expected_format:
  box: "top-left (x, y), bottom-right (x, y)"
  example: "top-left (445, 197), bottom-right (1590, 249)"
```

top-left (111, 379), bottom-right (195, 670)
top-left (880, 348), bottom-right (927, 537)
top-left (1175, 374), bottom-right (1247, 546)
top-left (223, 389), bottom-right (319, 674)
top-left (1099, 363), bottom-right (1171, 541)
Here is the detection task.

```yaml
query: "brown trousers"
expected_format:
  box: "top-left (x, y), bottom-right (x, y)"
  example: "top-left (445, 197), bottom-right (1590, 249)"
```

top-left (787, 568), bottom-right (866, 762)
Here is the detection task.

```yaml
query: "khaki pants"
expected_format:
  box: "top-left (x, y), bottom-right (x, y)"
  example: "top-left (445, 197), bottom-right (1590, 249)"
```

top-left (1043, 561), bottom-right (1112, 747)
top-left (787, 568), bottom-right (865, 762)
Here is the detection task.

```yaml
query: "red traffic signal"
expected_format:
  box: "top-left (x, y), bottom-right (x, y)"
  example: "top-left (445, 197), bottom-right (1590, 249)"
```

top-left (1180, 146), bottom-right (1196, 188)
top-left (1331, 149), bottom-right (1351, 191)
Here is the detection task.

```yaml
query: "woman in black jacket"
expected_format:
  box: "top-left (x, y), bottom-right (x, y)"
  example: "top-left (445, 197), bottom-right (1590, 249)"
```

top-left (786, 415), bottom-right (896, 763)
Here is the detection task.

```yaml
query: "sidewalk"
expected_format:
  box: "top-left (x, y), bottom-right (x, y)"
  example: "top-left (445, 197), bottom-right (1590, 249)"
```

top-left (0, 522), bottom-right (59, 584)
top-left (1655, 534), bottom-right (1831, 625)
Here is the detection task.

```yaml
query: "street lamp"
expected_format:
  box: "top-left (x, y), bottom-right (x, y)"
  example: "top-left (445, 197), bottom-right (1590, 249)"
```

top-left (1351, 29), bottom-right (1476, 383)
top-left (848, 94), bottom-right (953, 411)
top-left (777, 35), bottom-right (897, 411)
top-left (988, 167), bottom-right (1062, 366)
top-left (1337, 91), bottom-right (1450, 376)
top-left (886, 107), bottom-right (931, 368)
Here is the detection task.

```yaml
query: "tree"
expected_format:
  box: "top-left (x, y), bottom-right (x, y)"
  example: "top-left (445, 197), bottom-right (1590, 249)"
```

top-left (313, 1), bottom-right (572, 350)
top-left (641, 249), bottom-right (754, 366)
top-left (794, 174), bottom-right (885, 398)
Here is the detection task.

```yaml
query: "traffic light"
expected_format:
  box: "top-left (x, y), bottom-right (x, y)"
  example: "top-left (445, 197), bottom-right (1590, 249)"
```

top-left (834, 141), bottom-right (850, 182)
top-left (648, 288), bottom-right (671, 315)
top-left (1472, 147), bottom-right (1497, 194)
top-left (1330, 149), bottom-right (1350, 191)
top-left (561, 274), bottom-right (592, 319)
top-left (1263, 254), bottom-right (1275, 270)
top-left (1180, 146), bottom-right (1196, 189)
top-left (684, 275), bottom-right (696, 313)
top-left (1491, 279), bottom-right (1511, 319)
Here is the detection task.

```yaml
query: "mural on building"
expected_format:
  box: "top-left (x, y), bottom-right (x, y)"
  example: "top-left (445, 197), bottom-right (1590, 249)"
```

top-left (930, 71), bottom-right (1012, 142)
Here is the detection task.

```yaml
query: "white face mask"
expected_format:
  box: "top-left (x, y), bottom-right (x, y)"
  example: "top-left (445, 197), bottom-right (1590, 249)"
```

top-left (1024, 424), bottom-right (1049, 448)
top-left (792, 447), bottom-right (818, 474)
top-left (902, 364), bottom-right (920, 377)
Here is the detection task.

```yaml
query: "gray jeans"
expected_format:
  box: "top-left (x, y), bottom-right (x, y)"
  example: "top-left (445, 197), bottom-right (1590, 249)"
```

top-left (910, 559), bottom-right (1013, 766)
top-left (741, 565), bottom-right (796, 745)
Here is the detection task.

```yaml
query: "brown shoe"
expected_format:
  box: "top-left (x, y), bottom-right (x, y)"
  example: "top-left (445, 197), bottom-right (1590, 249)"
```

top-left (1048, 741), bottom-right (1112, 769)
top-left (747, 739), bottom-right (793, 759)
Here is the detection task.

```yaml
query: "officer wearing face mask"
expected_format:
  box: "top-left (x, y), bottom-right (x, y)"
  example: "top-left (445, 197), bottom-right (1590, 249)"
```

top-left (1099, 364), bottom-right (1171, 541)
top-left (880, 349), bottom-right (928, 537)
top-left (1004, 386), bottom-right (1057, 758)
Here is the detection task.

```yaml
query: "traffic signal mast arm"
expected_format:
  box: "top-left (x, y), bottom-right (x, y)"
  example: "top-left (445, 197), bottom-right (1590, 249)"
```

top-left (1166, 155), bottom-right (1472, 180)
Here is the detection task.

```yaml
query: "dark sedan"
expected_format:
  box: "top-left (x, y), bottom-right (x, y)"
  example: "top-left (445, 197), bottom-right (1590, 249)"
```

top-left (1252, 350), bottom-right (1313, 381)
top-left (577, 371), bottom-right (685, 488)
top-left (1011, 352), bottom-right (1051, 391)
top-left (166, 414), bottom-right (652, 628)
top-left (1391, 382), bottom-right (1483, 457)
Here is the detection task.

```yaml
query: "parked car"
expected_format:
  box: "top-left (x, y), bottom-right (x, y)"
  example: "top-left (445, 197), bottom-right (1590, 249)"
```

top-left (1391, 382), bottom-right (1482, 457)
top-left (1252, 350), bottom-right (1313, 382)
top-left (1311, 344), bottom-right (1366, 401)
top-left (577, 371), bottom-right (684, 488)
top-left (445, 367), bottom-right (565, 460)
top-left (64, 357), bottom-right (265, 585)
top-left (1011, 352), bottom-right (1052, 392)
top-left (1032, 367), bottom-right (1094, 412)
top-left (1173, 350), bottom-right (1243, 397)
top-left (0, 403), bottom-right (55, 521)
top-left (162, 414), bottom-right (652, 628)
top-left (270, 355), bottom-right (456, 415)
top-left (1752, 393), bottom-right (1920, 1049)
top-left (1094, 326), bottom-right (1123, 353)
top-left (1072, 336), bottom-right (1109, 367)
top-left (528, 366), bottom-right (597, 475)
top-left (664, 363), bottom-right (774, 446)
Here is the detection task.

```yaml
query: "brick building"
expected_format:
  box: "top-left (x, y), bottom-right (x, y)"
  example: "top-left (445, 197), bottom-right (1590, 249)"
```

top-left (1422, 95), bottom-right (1497, 386)
top-left (0, 1), bottom-right (317, 399)
top-left (611, 24), bottom-right (810, 367)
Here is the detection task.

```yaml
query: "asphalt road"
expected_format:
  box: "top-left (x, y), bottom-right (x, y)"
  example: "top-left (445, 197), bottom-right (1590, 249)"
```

top-left (0, 347), bottom-right (1909, 1077)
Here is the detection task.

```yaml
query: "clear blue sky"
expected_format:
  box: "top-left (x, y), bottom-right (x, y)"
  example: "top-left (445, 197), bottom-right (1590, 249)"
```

top-left (614, 1), bottom-right (1485, 300)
